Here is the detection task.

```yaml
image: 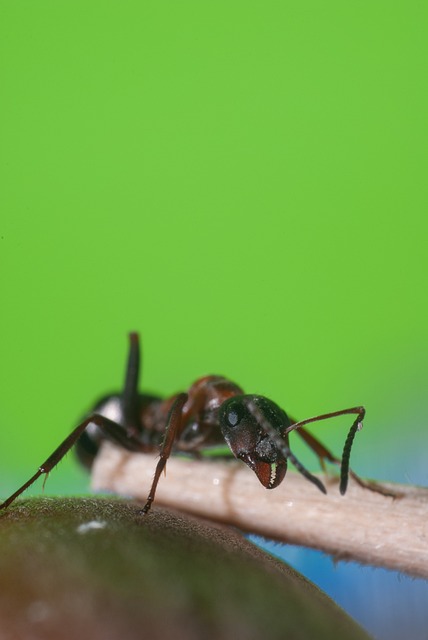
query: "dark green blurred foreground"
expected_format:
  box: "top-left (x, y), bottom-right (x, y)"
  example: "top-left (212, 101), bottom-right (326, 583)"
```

top-left (0, 497), bottom-right (370, 640)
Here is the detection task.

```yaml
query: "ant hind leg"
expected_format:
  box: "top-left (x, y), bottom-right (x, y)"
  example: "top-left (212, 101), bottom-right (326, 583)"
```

top-left (0, 414), bottom-right (146, 511)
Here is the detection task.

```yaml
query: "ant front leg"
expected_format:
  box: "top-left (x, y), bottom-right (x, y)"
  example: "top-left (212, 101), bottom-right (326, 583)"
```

top-left (0, 415), bottom-right (145, 511)
top-left (139, 393), bottom-right (188, 516)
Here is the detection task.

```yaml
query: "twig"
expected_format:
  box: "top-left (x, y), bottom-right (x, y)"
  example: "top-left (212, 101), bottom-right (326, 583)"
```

top-left (91, 442), bottom-right (428, 579)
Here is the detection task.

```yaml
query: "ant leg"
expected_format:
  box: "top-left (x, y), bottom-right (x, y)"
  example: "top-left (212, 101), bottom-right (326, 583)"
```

top-left (0, 414), bottom-right (145, 511)
top-left (284, 408), bottom-right (364, 495)
top-left (246, 401), bottom-right (327, 494)
top-left (139, 393), bottom-right (188, 516)
top-left (283, 448), bottom-right (327, 494)
top-left (292, 423), bottom-right (345, 470)
top-left (122, 332), bottom-right (141, 435)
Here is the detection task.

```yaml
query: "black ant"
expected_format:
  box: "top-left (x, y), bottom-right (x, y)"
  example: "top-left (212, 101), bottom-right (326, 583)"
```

top-left (0, 333), bottom-right (372, 515)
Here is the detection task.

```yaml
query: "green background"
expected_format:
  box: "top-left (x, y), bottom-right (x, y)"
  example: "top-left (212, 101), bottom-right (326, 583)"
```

top-left (1, 2), bottom-right (427, 496)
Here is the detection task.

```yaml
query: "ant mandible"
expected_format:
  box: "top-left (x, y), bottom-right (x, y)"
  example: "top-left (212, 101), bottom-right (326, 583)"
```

top-left (0, 333), bottom-right (369, 515)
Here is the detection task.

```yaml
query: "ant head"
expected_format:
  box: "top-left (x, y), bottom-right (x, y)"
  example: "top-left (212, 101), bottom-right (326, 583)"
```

top-left (219, 395), bottom-right (291, 489)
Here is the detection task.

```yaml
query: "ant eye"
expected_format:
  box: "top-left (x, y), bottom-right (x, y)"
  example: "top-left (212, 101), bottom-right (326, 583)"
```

top-left (224, 400), bottom-right (244, 428)
top-left (227, 410), bottom-right (240, 426)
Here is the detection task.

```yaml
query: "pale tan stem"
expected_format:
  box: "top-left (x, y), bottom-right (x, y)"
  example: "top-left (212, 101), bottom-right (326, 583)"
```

top-left (91, 442), bottom-right (428, 579)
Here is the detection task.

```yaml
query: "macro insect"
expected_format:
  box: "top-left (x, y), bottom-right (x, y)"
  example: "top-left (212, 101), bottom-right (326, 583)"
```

top-left (0, 333), bottom-right (370, 515)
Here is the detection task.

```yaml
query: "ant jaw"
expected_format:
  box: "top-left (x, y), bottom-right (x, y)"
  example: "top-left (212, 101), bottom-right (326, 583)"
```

top-left (239, 453), bottom-right (287, 489)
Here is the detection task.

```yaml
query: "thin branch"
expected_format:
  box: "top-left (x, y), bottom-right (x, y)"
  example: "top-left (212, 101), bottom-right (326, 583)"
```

top-left (91, 442), bottom-right (428, 579)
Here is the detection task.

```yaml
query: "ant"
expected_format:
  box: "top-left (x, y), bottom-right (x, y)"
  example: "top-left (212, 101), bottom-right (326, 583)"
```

top-left (0, 333), bottom-right (373, 516)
